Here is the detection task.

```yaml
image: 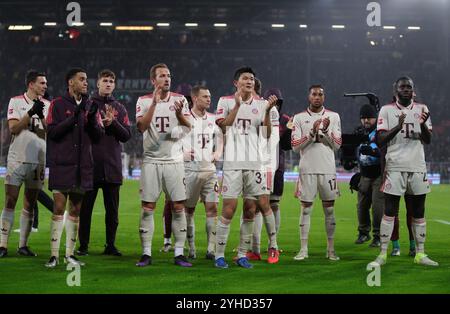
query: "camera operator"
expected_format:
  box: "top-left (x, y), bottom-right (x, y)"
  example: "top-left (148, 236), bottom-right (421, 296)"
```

top-left (354, 104), bottom-right (383, 247)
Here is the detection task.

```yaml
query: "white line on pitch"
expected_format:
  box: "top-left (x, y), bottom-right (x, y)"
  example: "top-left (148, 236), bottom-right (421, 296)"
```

top-left (434, 219), bottom-right (450, 225)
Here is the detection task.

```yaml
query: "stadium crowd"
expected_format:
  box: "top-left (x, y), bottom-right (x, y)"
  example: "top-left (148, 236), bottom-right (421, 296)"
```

top-left (1, 27), bottom-right (449, 168)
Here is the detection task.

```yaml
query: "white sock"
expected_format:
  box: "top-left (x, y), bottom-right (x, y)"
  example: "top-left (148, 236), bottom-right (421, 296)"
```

top-left (206, 216), bottom-right (216, 253)
top-left (0, 208), bottom-right (15, 248)
top-left (63, 210), bottom-right (68, 226)
top-left (215, 217), bottom-right (231, 259)
top-left (300, 206), bottom-right (312, 252)
top-left (273, 207), bottom-right (281, 234)
top-left (19, 209), bottom-right (33, 248)
top-left (252, 212), bottom-right (263, 254)
top-left (263, 212), bottom-right (278, 250)
top-left (50, 215), bottom-right (64, 258)
top-left (380, 215), bottom-right (395, 255)
top-left (238, 219), bottom-right (254, 258)
top-left (164, 237), bottom-right (172, 245)
top-left (65, 214), bottom-right (79, 257)
top-left (186, 213), bottom-right (195, 251)
top-left (413, 218), bottom-right (426, 254)
top-left (172, 209), bottom-right (187, 257)
top-left (323, 207), bottom-right (336, 252)
top-left (139, 207), bottom-right (154, 256)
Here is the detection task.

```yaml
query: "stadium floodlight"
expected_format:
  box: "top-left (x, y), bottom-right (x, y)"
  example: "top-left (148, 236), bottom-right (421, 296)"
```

top-left (115, 26), bottom-right (153, 31)
top-left (8, 25), bottom-right (33, 30)
top-left (100, 22), bottom-right (113, 26)
top-left (271, 24), bottom-right (285, 28)
top-left (299, 24), bottom-right (308, 28)
top-left (157, 23), bottom-right (170, 27)
top-left (72, 22), bottom-right (84, 26)
top-left (214, 23), bottom-right (227, 28)
top-left (383, 25), bottom-right (396, 30)
top-left (408, 26), bottom-right (421, 30)
top-left (44, 22), bottom-right (57, 26)
top-left (332, 25), bottom-right (345, 29)
top-left (185, 23), bottom-right (198, 27)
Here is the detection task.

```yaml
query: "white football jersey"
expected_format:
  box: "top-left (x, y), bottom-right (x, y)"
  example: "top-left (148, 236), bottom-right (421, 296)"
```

top-left (215, 95), bottom-right (279, 171)
top-left (7, 93), bottom-right (50, 165)
top-left (136, 92), bottom-right (190, 163)
top-left (377, 102), bottom-right (432, 172)
top-left (183, 110), bottom-right (221, 172)
top-left (291, 107), bottom-right (341, 174)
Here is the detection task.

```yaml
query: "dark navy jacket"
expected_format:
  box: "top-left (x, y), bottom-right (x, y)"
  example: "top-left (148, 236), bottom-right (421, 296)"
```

top-left (46, 92), bottom-right (104, 191)
top-left (90, 93), bottom-right (131, 185)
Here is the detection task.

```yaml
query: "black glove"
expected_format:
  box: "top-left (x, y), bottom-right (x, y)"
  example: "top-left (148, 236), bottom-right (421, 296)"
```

top-left (28, 99), bottom-right (45, 118)
top-left (359, 145), bottom-right (373, 156)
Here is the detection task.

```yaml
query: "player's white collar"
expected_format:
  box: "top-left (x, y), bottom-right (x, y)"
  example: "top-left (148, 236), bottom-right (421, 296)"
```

top-left (396, 101), bottom-right (414, 110)
top-left (24, 92), bottom-right (45, 104)
top-left (158, 92), bottom-right (171, 103)
top-left (307, 106), bottom-right (325, 116)
top-left (241, 96), bottom-right (254, 105)
top-left (191, 109), bottom-right (207, 120)
top-left (23, 92), bottom-right (32, 104)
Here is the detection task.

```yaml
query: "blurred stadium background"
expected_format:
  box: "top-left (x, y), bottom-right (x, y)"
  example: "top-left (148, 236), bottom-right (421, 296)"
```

top-left (0, 0), bottom-right (449, 181)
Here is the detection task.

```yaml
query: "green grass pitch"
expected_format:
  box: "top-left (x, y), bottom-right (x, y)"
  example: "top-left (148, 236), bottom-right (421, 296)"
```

top-left (0, 179), bottom-right (449, 294)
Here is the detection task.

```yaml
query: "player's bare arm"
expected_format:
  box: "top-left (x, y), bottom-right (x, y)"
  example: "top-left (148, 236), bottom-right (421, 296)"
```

top-left (174, 99), bottom-right (191, 129)
top-left (8, 117), bottom-right (30, 135)
top-left (137, 85), bottom-right (161, 133)
top-left (212, 131), bottom-right (224, 162)
top-left (218, 90), bottom-right (242, 133)
top-left (377, 112), bottom-right (405, 147)
top-left (419, 107), bottom-right (431, 144)
top-left (262, 95), bottom-right (278, 138)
